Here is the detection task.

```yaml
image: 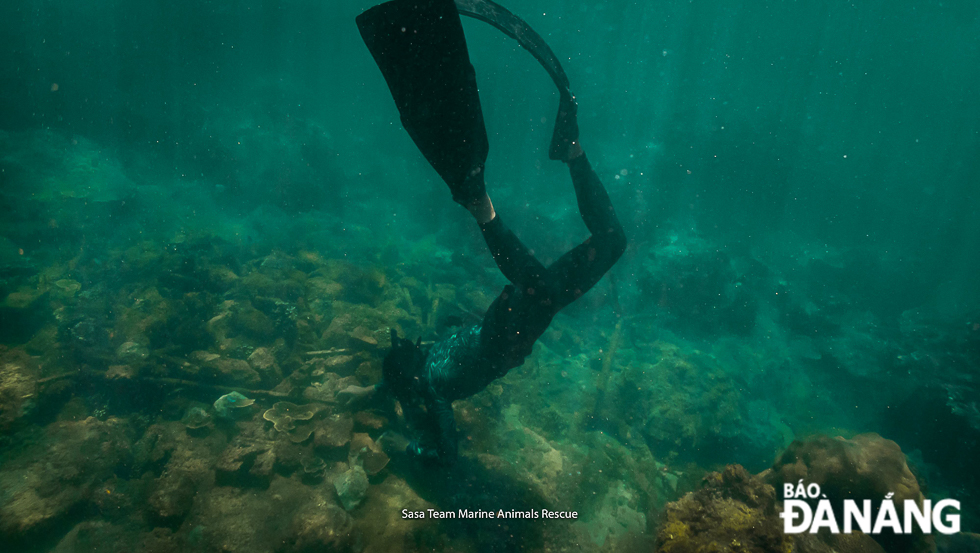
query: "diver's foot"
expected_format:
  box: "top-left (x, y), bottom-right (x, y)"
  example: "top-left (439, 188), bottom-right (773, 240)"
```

top-left (549, 94), bottom-right (580, 161)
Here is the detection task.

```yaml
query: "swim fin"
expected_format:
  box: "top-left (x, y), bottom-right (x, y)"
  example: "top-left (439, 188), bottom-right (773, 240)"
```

top-left (453, 0), bottom-right (578, 160)
top-left (356, 0), bottom-right (489, 206)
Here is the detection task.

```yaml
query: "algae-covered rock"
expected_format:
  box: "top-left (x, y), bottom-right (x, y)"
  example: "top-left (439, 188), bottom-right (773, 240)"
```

top-left (139, 421), bottom-right (221, 526)
top-left (315, 413), bottom-right (354, 450)
top-left (0, 347), bottom-right (39, 434)
top-left (212, 391), bottom-right (255, 420)
top-left (767, 433), bottom-right (932, 553)
top-left (0, 417), bottom-right (131, 536)
top-left (230, 303), bottom-right (276, 339)
top-left (288, 498), bottom-right (354, 552)
top-left (216, 421), bottom-right (276, 477)
top-left (334, 465), bottom-right (369, 511)
top-left (656, 464), bottom-right (888, 553)
top-left (353, 475), bottom-right (442, 553)
top-left (584, 481), bottom-right (647, 548)
top-left (655, 465), bottom-right (787, 553)
top-left (182, 476), bottom-right (348, 553)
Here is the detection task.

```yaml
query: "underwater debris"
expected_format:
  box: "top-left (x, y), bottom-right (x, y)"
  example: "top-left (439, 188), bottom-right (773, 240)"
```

top-left (213, 391), bottom-right (255, 420)
top-left (334, 465), bottom-right (369, 511)
top-left (349, 433), bottom-right (389, 476)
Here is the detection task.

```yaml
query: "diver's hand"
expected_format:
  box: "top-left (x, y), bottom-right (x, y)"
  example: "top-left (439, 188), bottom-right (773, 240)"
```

top-left (336, 385), bottom-right (373, 407)
top-left (377, 431), bottom-right (411, 455)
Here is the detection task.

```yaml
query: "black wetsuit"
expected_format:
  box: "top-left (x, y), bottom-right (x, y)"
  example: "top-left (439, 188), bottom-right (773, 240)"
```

top-left (376, 154), bottom-right (626, 465)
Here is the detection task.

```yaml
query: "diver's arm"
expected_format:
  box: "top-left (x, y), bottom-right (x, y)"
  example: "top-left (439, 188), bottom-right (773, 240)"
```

top-left (406, 399), bottom-right (458, 466)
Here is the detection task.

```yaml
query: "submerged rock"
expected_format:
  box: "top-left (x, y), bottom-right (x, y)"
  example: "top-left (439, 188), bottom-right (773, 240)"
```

top-left (216, 421), bottom-right (276, 476)
top-left (352, 475), bottom-right (441, 553)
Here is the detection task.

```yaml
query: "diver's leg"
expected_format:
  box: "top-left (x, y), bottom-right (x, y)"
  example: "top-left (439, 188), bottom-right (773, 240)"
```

top-left (464, 192), bottom-right (550, 292)
top-left (478, 210), bottom-right (550, 292)
top-left (546, 152), bottom-right (627, 310)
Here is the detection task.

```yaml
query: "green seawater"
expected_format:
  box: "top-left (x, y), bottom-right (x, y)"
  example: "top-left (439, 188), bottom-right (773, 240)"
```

top-left (0, 1), bottom-right (977, 552)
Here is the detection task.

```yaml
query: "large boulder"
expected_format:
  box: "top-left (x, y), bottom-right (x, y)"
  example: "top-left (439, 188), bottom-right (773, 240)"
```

top-left (767, 433), bottom-right (933, 553)
top-left (655, 465), bottom-right (886, 553)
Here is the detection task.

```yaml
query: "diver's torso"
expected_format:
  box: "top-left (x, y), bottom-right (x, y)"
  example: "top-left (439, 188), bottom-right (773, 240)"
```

top-left (424, 323), bottom-right (498, 401)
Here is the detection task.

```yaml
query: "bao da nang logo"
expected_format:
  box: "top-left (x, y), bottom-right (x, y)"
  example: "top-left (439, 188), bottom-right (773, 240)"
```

top-left (780, 480), bottom-right (961, 535)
